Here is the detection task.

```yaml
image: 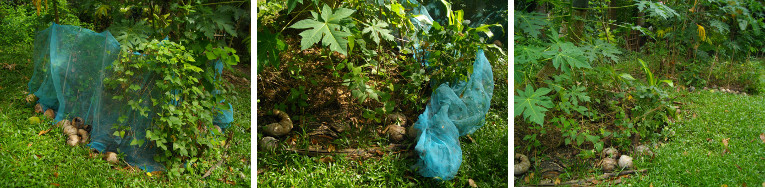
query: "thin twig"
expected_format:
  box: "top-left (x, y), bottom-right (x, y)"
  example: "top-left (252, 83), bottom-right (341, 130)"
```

top-left (536, 169), bottom-right (647, 186)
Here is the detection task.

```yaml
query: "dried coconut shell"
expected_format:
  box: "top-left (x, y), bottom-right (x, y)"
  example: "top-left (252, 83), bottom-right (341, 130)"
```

top-left (264, 109), bottom-right (293, 136)
top-left (44, 109), bottom-right (55, 119)
top-left (72, 117), bottom-right (84, 129)
top-left (78, 129), bottom-right (89, 144)
top-left (26, 94), bottom-right (38, 104)
top-left (63, 124), bottom-right (78, 136)
top-left (34, 104), bottom-right (43, 113)
top-left (600, 158), bottom-right (617, 172)
top-left (385, 124), bottom-right (406, 143)
top-left (104, 152), bottom-right (118, 164)
top-left (67, 134), bottom-right (80, 146)
top-left (56, 119), bottom-right (70, 128)
top-left (618, 155), bottom-right (633, 169)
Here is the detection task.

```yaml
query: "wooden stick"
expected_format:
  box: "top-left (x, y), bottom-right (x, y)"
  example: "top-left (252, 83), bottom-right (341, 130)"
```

top-left (202, 131), bottom-right (235, 179)
top-left (536, 169), bottom-right (647, 186)
top-left (285, 144), bottom-right (411, 158)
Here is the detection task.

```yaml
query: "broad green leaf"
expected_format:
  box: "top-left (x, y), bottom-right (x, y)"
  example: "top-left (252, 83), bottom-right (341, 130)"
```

top-left (183, 64), bottom-right (203, 73)
top-left (514, 45), bottom-right (544, 65)
top-left (129, 84), bottom-right (141, 91)
top-left (514, 85), bottom-right (554, 125)
top-left (289, 4), bottom-right (355, 55)
top-left (287, 0), bottom-right (304, 14)
top-left (659, 80), bottom-right (674, 87)
top-left (620, 73), bottom-right (636, 80)
top-left (363, 19), bottom-right (395, 45)
top-left (514, 11), bottom-right (547, 38)
top-left (710, 19), bottom-right (730, 34)
top-left (544, 42), bottom-right (590, 72)
top-left (585, 39), bottom-right (621, 63)
top-left (389, 3), bottom-right (405, 18)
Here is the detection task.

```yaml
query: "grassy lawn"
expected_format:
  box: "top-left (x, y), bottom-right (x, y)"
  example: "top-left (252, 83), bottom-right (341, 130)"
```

top-left (0, 45), bottom-right (252, 186)
top-left (256, 107), bottom-right (508, 187)
top-left (618, 89), bottom-right (765, 187)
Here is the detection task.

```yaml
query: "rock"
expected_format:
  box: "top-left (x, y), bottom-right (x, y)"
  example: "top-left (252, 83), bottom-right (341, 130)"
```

top-left (34, 104), bottom-right (43, 113)
top-left (104, 152), bottom-right (118, 164)
top-left (25, 94), bottom-right (37, 104)
top-left (385, 124), bottom-right (406, 143)
top-left (259, 136), bottom-right (278, 151)
top-left (264, 109), bottom-right (293, 136)
top-left (44, 109), bottom-right (55, 119)
top-left (78, 129), bottom-right (89, 145)
top-left (600, 158), bottom-right (617, 172)
top-left (636, 145), bottom-right (653, 156)
top-left (28, 117), bottom-right (41, 124)
top-left (618, 155), bottom-right (633, 169)
top-left (514, 154), bottom-right (530, 175)
top-left (67, 134), bottom-right (80, 146)
top-left (602, 147), bottom-right (620, 159)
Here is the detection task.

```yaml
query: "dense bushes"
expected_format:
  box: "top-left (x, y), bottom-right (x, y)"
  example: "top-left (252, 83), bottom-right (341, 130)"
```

top-left (514, 0), bottom-right (765, 157)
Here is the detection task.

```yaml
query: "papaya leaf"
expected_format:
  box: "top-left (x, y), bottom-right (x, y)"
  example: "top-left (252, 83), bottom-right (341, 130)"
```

top-left (362, 19), bottom-right (394, 45)
top-left (289, 4), bottom-right (355, 55)
top-left (515, 85), bottom-right (553, 125)
top-left (287, 0), bottom-right (304, 13)
top-left (710, 19), bottom-right (730, 34)
top-left (514, 44), bottom-right (544, 65)
top-left (636, 0), bottom-right (679, 20)
top-left (544, 42), bottom-right (590, 72)
top-left (514, 11), bottom-right (548, 38)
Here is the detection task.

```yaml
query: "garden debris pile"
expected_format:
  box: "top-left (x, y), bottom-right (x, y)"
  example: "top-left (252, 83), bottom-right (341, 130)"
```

top-left (26, 23), bottom-right (234, 172)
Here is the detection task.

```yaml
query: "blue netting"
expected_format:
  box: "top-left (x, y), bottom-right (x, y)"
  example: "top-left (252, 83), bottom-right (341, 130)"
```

top-left (212, 60), bottom-right (234, 132)
top-left (411, 49), bottom-right (494, 181)
top-left (27, 23), bottom-right (234, 172)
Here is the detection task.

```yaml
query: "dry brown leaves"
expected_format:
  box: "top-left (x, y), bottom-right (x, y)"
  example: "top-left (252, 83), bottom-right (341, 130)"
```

top-left (1, 63), bottom-right (16, 70)
top-left (38, 129), bottom-right (50, 135)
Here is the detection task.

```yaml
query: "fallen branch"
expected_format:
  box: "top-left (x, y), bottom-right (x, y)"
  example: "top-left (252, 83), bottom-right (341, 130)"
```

top-left (202, 130), bottom-right (235, 179)
top-left (285, 144), bottom-right (412, 159)
top-left (536, 169), bottom-right (647, 186)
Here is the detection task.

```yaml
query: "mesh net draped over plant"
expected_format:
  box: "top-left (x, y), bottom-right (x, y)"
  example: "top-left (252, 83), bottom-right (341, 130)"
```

top-left (27, 23), bottom-right (233, 172)
top-left (412, 49), bottom-right (494, 180)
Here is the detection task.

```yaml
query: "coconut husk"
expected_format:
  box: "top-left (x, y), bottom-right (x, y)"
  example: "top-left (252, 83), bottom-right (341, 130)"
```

top-left (67, 134), bottom-right (80, 146)
top-left (78, 129), bottom-right (89, 144)
top-left (104, 152), bottom-right (118, 164)
top-left (34, 104), bottom-right (43, 113)
top-left (63, 124), bottom-right (78, 136)
top-left (384, 124), bottom-right (406, 143)
top-left (72, 117), bottom-right (84, 129)
top-left (26, 94), bottom-right (38, 104)
top-left (264, 109), bottom-right (293, 136)
top-left (44, 109), bottom-right (55, 119)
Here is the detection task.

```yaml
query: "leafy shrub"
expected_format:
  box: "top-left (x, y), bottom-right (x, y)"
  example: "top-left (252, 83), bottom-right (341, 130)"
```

top-left (105, 40), bottom-right (238, 177)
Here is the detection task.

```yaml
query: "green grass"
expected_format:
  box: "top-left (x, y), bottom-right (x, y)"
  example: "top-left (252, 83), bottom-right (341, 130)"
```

top-left (257, 107), bottom-right (508, 187)
top-left (0, 45), bottom-right (251, 186)
top-left (617, 89), bottom-right (765, 186)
